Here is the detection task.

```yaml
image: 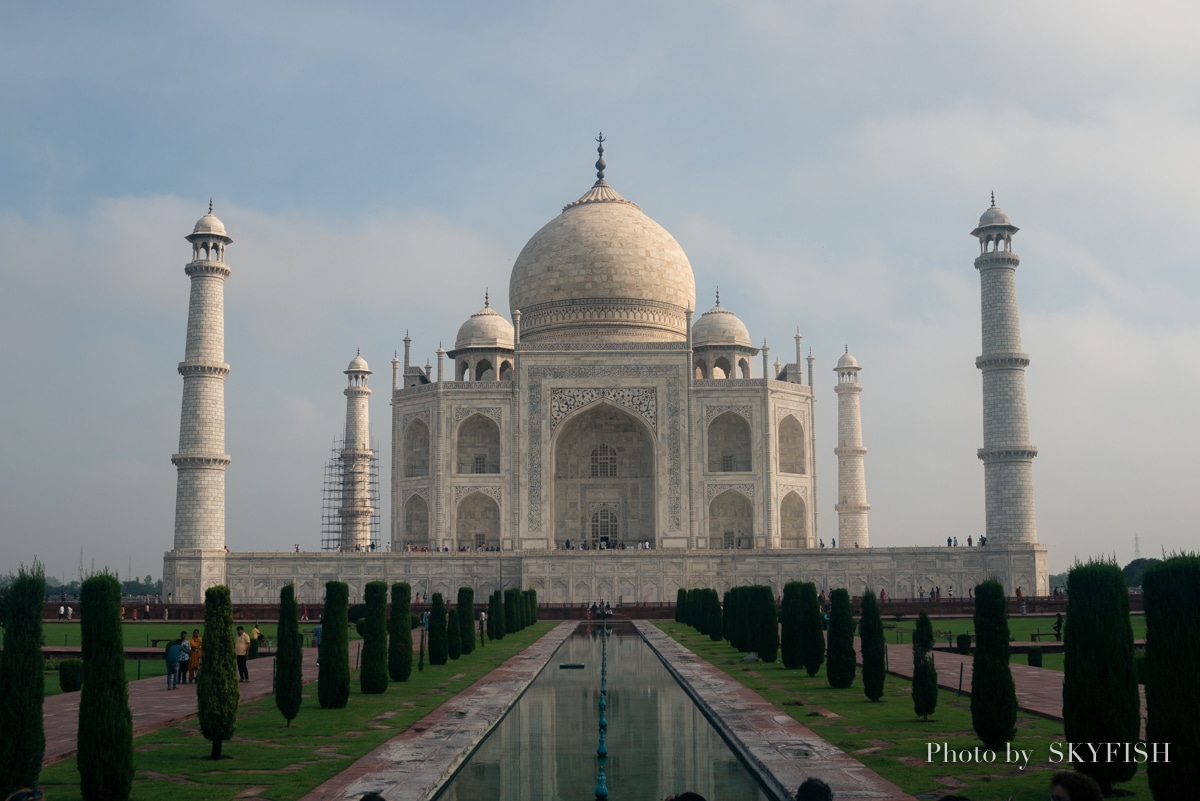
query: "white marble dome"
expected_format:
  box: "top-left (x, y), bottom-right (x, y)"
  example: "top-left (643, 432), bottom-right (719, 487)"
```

top-left (978, 204), bottom-right (1012, 227)
top-left (837, 350), bottom-right (859, 369)
top-left (692, 298), bottom-right (752, 348)
top-left (192, 210), bottom-right (229, 238)
top-left (455, 299), bottom-right (515, 350)
top-left (346, 352), bottom-right (370, 373)
top-left (508, 180), bottom-right (696, 343)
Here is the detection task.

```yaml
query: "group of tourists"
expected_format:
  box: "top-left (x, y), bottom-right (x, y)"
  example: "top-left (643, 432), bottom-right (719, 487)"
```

top-left (164, 629), bottom-right (202, 690)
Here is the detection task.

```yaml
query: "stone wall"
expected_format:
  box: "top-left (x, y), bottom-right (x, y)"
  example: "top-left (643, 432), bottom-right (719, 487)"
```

top-left (165, 543), bottom-right (1048, 605)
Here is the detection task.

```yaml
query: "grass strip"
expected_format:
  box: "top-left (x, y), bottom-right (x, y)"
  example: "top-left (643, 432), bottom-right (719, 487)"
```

top-left (655, 621), bottom-right (1152, 800)
top-left (39, 621), bottom-right (555, 801)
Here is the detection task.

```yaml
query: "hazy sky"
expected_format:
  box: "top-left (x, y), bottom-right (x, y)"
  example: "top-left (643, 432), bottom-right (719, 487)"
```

top-left (3, 2), bottom-right (1197, 583)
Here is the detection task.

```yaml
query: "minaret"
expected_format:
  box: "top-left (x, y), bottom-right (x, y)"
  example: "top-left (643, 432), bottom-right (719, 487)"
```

top-left (972, 196), bottom-right (1037, 543)
top-left (834, 347), bottom-right (870, 547)
top-left (170, 203), bottom-right (232, 600)
top-left (340, 350), bottom-right (374, 550)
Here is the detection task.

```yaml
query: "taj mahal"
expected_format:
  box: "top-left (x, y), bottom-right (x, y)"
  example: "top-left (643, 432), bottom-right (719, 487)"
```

top-left (163, 140), bottom-right (1048, 605)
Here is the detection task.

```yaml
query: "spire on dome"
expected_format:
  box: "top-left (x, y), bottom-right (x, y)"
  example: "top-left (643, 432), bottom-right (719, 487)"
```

top-left (715, 287), bottom-right (721, 307)
top-left (484, 289), bottom-right (490, 308)
top-left (595, 132), bottom-right (607, 184)
top-left (990, 191), bottom-right (996, 207)
top-left (209, 198), bottom-right (213, 214)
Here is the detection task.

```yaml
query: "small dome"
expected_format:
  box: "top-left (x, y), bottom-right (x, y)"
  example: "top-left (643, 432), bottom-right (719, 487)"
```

top-left (836, 350), bottom-right (859, 370)
top-left (692, 297), bottom-right (752, 348)
top-left (454, 300), bottom-right (515, 351)
top-left (978, 205), bottom-right (1011, 227)
top-left (346, 351), bottom-right (370, 373)
top-left (192, 211), bottom-right (228, 237)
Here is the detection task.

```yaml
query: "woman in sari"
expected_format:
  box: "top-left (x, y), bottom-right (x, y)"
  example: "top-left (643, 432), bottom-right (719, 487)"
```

top-left (187, 629), bottom-right (202, 682)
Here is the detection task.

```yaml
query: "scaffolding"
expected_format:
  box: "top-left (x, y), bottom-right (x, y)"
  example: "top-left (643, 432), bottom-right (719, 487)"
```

top-left (320, 438), bottom-right (381, 552)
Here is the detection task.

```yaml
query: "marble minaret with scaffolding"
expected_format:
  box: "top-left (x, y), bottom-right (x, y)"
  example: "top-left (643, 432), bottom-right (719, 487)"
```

top-left (833, 347), bottom-right (870, 547)
top-left (321, 352), bottom-right (380, 551)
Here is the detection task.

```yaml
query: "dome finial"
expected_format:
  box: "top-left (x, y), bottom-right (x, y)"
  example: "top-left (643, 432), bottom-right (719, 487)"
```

top-left (845, 343), bottom-right (849, 354)
top-left (208, 198), bottom-right (213, 214)
top-left (990, 191), bottom-right (996, 208)
top-left (485, 288), bottom-right (490, 308)
top-left (715, 287), bottom-right (720, 307)
top-left (594, 132), bottom-right (607, 184)
top-left (356, 346), bottom-right (361, 357)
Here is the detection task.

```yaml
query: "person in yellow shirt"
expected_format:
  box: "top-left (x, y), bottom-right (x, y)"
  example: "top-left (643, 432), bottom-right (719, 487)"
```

top-left (188, 629), bottom-right (202, 682)
top-left (235, 626), bottom-right (251, 682)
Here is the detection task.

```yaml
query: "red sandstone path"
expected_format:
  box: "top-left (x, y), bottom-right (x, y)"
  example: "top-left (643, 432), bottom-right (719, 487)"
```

top-left (43, 628), bottom-right (437, 765)
top-left (875, 640), bottom-right (1148, 738)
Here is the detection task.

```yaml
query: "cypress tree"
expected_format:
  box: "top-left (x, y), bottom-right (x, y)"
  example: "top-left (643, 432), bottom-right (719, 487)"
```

top-left (780, 581), bottom-right (803, 669)
top-left (694, 588), bottom-right (709, 635)
top-left (457, 587), bottom-right (475, 655)
top-left (971, 579), bottom-right (1016, 749)
top-left (504, 588), bottom-right (517, 633)
top-left (447, 609), bottom-right (462, 659)
top-left (1144, 554), bottom-right (1200, 800)
top-left (826, 588), bottom-right (855, 688)
top-left (860, 589), bottom-right (885, 701)
top-left (490, 590), bottom-right (505, 640)
top-left (527, 589), bottom-right (538, 624)
top-left (275, 584), bottom-right (303, 726)
top-left (76, 573), bottom-right (133, 801)
top-left (912, 609), bottom-right (938, 721)
top-left (1062, 559), bottom-right (1139, 793)
top-left (197, 585), bottom-right (239, 758)
top-left (799, 582), bottom-right (825, 677)
top-left (755, 585), bottom-right (780, 662)
top-left (428, 592), bottom-right (449, 665)
top-left (359, 581), bottom-right (389, 694)
top-left (318, 581), bottom-right (350, 709)
top-left (0, 563), bottom-right (46, 797)
top-left (388, 582), bottom-right (413, 682)
top-left (722, 590), bottom-right (733, 643)
top-left (707, 589), bottom-right (722, 642)
top-left (676, 587), bottom-right (687, 624)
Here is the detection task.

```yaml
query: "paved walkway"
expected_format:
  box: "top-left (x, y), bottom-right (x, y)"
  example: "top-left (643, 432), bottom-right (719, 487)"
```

top-left (639, 622), bottom-right (915, 801)
top-left (43, 647), bottom-right (319, 765)
top-left (880, 641), bottom-right (1148, 737)
top-left (299, 622), bottom-right (577, 801)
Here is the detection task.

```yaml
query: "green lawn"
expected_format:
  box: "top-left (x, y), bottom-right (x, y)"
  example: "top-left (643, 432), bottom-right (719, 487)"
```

top-left (656, 621), bottom-right (1152, 800)
top-left (38, 622), bottom-right (555, 801)
top-left (880, 612), bottom-right (1146, 644)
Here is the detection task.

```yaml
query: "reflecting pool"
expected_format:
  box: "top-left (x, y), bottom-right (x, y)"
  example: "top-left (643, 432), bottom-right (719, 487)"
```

top-left (436, 624), bottom-right (772, 801)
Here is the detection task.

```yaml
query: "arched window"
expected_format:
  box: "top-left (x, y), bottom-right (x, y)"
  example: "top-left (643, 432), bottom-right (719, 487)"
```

top-left (590, 444), bottom-right (617, 477)
top-left (707, 411), bottom-right (751, 472)
top-left (403, 419), bottom-right (430, 477)
top-left (456, 414), bottom-right (501, 474)
top-left (591, 508), bottom-right (618, 542)
top-left (778, 415), bottom-right (806, 474)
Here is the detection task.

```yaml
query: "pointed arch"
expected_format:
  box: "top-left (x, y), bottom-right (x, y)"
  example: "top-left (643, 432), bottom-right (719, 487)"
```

top-left (404, 494), bottom-right (429, 547)
top-left (474, 359), bottom-right (494, 381)
top-left (709, 489), bottom-right (753, 549)
top-left (403, 418), bottom-right (430, 477)
top-left (456, 413), bottom-right (500, 473)
top-left (778, 414), bottom-right (807, 474)
top-left (456, 491), bottom-right (500, 550)
top-left (779, 490), bottom-right (808, 548)
top-left (553, 401), bottom-right (655, 548)
top-left (707, 410), bottom-right (751, 472)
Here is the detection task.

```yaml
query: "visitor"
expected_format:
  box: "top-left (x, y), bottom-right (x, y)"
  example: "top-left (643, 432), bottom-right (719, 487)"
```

top-left (919, 586), bottom-right (925, 600)
top-left (1053, 612), bottom-right (1064, 641)
top-left (948, 586), bottom-right (953, 601)
top-left (301, 604), bottom-right (309, 621)
top-left (796, 776), bottom-right (833, 801)
top-left (953, 536), bottom-right (958, 547)
top-left (831, 538), bottom-right (836, 548)
top-left (58, 604), bottom-right (64, 620)
top-left (967, 535), bottom-right (972, 546)
top-left (235, 625), bottom-right (251, 682)
top-left (1050, 770), bottom-right (1103, 801)
top-left (968, 587), bottom-right (973, 600)
top-left (947, 536), bottom-right (952, 547)
top-left (819, 539), bottom-right (825, 548)
top-left (313, 617), bottom-right (323, 666)
top-left (165, 638), bottom-right (183, 690)
top-left (188, 629), bottom-right (203, 682)
top-left (251, 623), bottom-right (263, 658)
top-left (177, 630), bottom-right (191, 685)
